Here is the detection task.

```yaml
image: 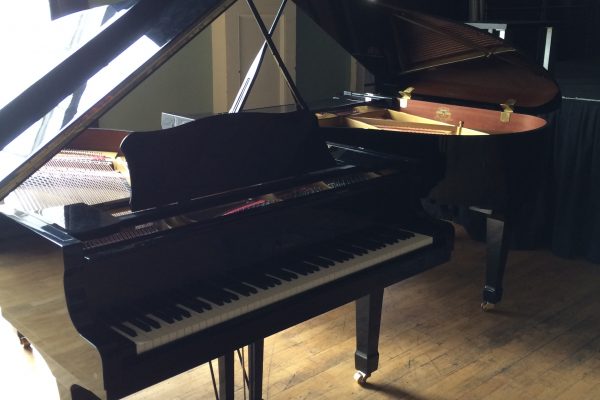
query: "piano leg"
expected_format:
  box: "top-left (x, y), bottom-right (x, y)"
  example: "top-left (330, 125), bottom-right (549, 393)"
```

top-left (249, 340), bottom-right (264, 400)
top-left (218, 352), bottom-right (235, 400)
top-left (482, 214), bottom-right (511, 310)
top-left (354, 289), bottom-right (384, 385)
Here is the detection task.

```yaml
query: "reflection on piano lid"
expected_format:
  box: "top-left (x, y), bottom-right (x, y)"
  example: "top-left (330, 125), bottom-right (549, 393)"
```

top-left (291, 0), bottom-right (560, 112)
top-left (0, 0), bottom-right (237, 200)
top-left (0, 0), bottom-right (560, 204)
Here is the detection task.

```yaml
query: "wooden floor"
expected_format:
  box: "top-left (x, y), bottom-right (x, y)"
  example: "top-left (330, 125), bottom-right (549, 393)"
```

top-left (1, 225), bottom-right (599, 400)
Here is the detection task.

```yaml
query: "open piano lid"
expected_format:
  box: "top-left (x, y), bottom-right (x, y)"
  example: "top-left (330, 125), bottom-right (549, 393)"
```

top-left (292, 0), bottom-right (560, 112)
top-left (0, 0), bottom-right (235, 201)
top-left (0, 0), bottom-right (560, 202)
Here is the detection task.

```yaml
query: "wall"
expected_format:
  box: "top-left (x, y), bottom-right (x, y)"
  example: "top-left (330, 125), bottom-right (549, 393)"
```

top-left (99, 27), bottom-right (213, 131)
top-left (295, 8), bottom-right (352, 105)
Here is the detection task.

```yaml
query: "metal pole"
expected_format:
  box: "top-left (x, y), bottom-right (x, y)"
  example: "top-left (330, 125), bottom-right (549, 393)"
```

top-left (245, 0), bottom-right (308, 110)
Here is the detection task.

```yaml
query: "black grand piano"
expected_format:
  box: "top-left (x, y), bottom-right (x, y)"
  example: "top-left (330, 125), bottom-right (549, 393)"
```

top-left (0, 1), bottom-right (555, 399)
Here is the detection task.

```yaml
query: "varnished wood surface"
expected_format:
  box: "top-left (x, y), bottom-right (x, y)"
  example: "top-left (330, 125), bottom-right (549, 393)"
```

top-left (0, 224), bottom-right (106, 399)
top-left (1, 225), bottom-right (599, 399)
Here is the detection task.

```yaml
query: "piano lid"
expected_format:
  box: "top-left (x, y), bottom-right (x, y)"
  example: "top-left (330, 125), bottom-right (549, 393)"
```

top-left (0, 0), bottom-right (235, 201)
top-left (0, 0), bottom-right (560, 202)
top-left (291, 0), bottom-right (560, 112)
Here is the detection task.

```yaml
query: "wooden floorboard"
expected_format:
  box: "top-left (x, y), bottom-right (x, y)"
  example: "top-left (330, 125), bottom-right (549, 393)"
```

top-left (1, 225), bottom-right (599, 399)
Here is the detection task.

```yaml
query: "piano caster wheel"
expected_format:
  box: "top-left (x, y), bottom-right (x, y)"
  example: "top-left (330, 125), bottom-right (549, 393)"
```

top-left (481, 301), bottom-right (496, 312)
top-left (18, 332), bottom-right (31, 350)
top-left (353, 371), bottom-right (369, 385)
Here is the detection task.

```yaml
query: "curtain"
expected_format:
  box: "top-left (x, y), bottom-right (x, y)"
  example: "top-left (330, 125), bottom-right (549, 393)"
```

top-left (552, 98), bottom-right (600, 263)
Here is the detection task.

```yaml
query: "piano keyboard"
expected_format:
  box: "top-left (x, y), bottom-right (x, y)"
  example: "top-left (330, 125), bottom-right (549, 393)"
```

top-left (104, 226), bottom-right (432, 354)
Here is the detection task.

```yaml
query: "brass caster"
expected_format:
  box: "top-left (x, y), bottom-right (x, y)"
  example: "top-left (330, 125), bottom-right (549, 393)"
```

top-left (17, 332), bottom-right (31, 350)
top-left (481, 301), bottom-right (496, 312)
top-left (353, 371), bottom-right (369, 385)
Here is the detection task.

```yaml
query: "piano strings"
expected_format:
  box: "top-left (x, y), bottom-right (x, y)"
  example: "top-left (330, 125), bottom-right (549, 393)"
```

top-left (4, 149), bottom-right (130, 212)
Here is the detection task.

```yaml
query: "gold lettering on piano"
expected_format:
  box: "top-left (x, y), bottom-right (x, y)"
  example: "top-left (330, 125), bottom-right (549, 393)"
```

top-left (435, 107), bottom-right (453, 123)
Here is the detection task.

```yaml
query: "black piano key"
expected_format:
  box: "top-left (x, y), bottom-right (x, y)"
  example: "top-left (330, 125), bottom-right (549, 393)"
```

top-left (304, 254), bottom-right (335, 268)
top-left (187, 283), bottom-right (228, 305)
top-left (265, 274), bottom-right (283, 286)
top-left (175, 305), bottom-right (191, 318)
top-left (135, 300), bottom-right (176, 324)
top-left (129, 308), bottom-right (162, 329)
top-left (380, 226), bottom-right (415, 240)
top-left (294, 257), bottom-right (321, 272)
top-left (186, 283), bottom-right (233, 306)
top-left (127, 303), bottom-right (171, 326)
top-left (284, 261), bottom-right (318, 276)
top-left (98, 312), bottom-right (138, 338)
top-left (258, 257), bottom-right (300, 281)
top-left (332, 240), bottom-right (368, 256)
top-left (160, 296), bottom-right (192, 319)
top-left (169, 290), bottom-right (211, 313)
top-left (237, 273), bottom-right (280, 290)
top-left (313, 245), bottom-right (354, 262)
top-left (149, 296), bottom-right (188, 321)
top-left (114, 304), bottom-right (163, 330)
top-left (203, 280), bottom-right (241, 301)
top-left (122, 315), bottom-right (152, 332)
top-left (362, 226), bottom-right (399, 243)
top-left (375, 226), bottom-right (414, 242)
top-left (107, 307), bottom-right (154, 333)
top-left (148, 309), bottom-right (175, 324)
top-left (342, 237), bottom-right (375, 251)
top-left (350, 234), bottom-right (386, 250)
top-left (395, 229), bottom-right (416, 240)
top-left (211, 275), bottom-right (257, 297)
top-left (264, 267), bottom-right (298, 282)
top-left (113, 322), bottom-right (138, 337)
top-left (209, 282), bottom-right (241, 301)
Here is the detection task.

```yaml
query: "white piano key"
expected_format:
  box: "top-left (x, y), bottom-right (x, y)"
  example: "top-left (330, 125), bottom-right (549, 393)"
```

top-left (111, 230), bottom-right (433, 354)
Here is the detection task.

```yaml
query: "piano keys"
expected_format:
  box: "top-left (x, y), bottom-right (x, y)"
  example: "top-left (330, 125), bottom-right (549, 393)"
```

top-left (108, 224), bottom-right (433, 354)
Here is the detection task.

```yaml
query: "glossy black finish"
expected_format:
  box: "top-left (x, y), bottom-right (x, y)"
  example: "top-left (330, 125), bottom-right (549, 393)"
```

top-left (122, 111), bottom-right (335, 210)
top-left (355, 289), bottom-right (384, 376)
top-left (36, 203), bottom-right (120, 236)
top-left (483, 214), bottom-right (511, 305)
top-left (219, 353), bottom-right (235, 400)
top-left (249, 341), bottom-right (265, 400)
top-left (292, 0), bottom-right (560, 112)
top-left (293, 1), bottom-right (558, 312)
top-left (0, 154), bottom-right (453, 399)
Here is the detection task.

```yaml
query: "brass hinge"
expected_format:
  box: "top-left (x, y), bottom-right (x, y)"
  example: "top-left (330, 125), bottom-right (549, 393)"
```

top-left (500, 99), bottom-right (516, 123)
top-left (398, 87), bottom-right (414, 108)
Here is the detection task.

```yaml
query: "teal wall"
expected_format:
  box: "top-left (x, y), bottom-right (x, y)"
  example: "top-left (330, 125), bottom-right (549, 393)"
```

top-left (99, 27), bottom-right (213, 131)
top-left (99, 7), bottom-right (353, 131)
top-left (295, 9), bottom-right (351, 105)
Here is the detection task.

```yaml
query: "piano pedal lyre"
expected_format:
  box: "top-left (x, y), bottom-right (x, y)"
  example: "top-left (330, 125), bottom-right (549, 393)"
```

top-left (17, 331), bottom-right (31, 350)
